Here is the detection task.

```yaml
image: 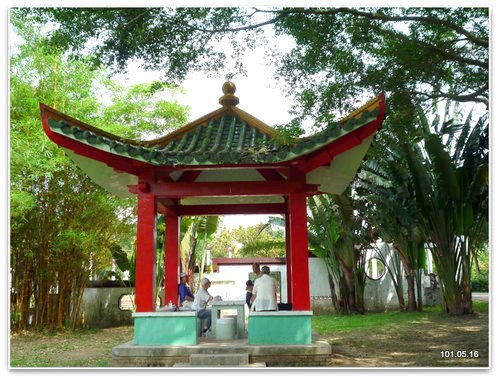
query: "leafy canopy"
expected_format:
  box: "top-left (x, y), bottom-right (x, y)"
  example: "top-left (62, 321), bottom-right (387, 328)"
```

top-left (18, 7), bottom-right (488, 133)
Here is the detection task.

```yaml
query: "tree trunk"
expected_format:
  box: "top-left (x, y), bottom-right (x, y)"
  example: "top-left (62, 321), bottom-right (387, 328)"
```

top-left (415, 269), bottom-right (423, 311)
top-left (461, 243), bottom-right (474, 314)
top-left (327, 271), bottom-right (340, 312)
top-left (399, 254), bottom-right (417, 312)
top-left (342, 266), bottom-right (357, 313)
top-left (395, 284), bottom-right (406, 311)
top-left (405, 270), bottom-right (417, 312)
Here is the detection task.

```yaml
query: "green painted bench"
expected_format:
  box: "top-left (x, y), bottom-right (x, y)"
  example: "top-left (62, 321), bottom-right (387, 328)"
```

top-left (248, 311), bottom-right (313, 345)
top-left (133, 311), bottom-right (198, 346)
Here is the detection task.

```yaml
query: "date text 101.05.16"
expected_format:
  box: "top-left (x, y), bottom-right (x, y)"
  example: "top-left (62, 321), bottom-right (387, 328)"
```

top-left (440, 350), bottom-right (479, 358)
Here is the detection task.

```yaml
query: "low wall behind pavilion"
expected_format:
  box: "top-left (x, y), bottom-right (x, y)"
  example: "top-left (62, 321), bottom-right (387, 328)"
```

top-left (79, 246), bottom-right (440, 327)
top-left (77, 281), bottom-right (134, 328)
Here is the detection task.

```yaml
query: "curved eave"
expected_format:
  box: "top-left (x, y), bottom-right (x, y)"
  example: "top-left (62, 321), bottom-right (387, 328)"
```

top-left (40, 104), bottom-right (155, 176)
top-left (304, 94), bottom-right (386, 194)
top-left (295, 93), bottom-right (385, 173)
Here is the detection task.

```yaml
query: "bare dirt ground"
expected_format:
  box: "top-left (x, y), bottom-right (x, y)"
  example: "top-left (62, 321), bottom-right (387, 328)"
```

top-left (323, 311), bottom-right (489, 367)
top-left (10, 311), bottom-right (489, 368)
top-left (10, 326), bottom-right (134, 367)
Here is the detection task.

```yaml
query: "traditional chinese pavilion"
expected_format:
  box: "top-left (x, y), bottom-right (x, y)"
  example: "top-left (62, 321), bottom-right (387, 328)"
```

top-left (40, 82), bottom-right (385, 347)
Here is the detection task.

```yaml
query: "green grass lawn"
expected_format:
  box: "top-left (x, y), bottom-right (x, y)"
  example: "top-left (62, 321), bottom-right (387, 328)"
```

top-left (312, 301), bottom-right (489, 335)
top-left (10, 301), bottom-right (489, 367)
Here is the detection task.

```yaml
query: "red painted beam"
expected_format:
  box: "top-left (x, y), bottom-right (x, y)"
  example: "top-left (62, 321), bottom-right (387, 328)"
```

top-left (176, 203), bottom-right (286, 216)
top-left (149, 181), bottom-right (318, 198)
top-left (285, 209), bottom-right (293, 306)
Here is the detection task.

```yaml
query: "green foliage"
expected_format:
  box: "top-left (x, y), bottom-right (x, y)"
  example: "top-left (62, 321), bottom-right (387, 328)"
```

top-left (18, 8), bottom-right (249, 81)
top-left (357, 146), bottom-right (427, 311)
top-left (9, 14), bottom-right (190, 330)
top-left (210, 223), bottom-right (285, 258)
top-left (16, 8), bottom-right (488, 129)
top-left (96, 80), bottom-right (189, 139)
top-left (179, 216), bottom-right (220, 288)
top-left (271, 118), bottom-right (305, 145)
top-left (471, 245), bottom-right (489, 292)
top-left (307, 194), bottom-right (368, 314)
top-left (11, 7), bottom-right (489, 323)
top-left (402, 109), bottom-right (488, 314)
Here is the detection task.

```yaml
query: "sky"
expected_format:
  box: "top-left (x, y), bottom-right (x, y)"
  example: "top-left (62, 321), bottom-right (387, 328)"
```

top-left (113, 32), bottom-right (297, 129)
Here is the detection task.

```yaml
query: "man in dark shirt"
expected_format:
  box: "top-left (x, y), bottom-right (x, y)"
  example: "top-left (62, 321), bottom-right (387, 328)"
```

top-left (178, 272), bottom-right (194, 307)
top-left (245, 280), bottom-right (254, 308)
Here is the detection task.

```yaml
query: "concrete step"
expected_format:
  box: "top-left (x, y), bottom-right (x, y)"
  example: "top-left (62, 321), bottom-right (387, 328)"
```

top-left (173, 361), bottom-right (266, 368)
top-left (189, 353), bottom-right (249, 366)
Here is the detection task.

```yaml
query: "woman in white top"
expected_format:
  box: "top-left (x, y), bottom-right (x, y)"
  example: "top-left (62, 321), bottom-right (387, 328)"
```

top-left (250, 266), bottom-right (277, 311)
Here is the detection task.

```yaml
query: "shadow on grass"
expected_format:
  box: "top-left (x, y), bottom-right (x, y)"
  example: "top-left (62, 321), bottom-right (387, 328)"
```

top-left (313, 302), bottom-right (489, 367)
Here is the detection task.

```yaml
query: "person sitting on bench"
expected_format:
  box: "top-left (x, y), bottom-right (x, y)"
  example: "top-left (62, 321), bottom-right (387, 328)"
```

top-left (191, 277), bottom-right (213, 335)
top-left (178, 272), bottom-right (194, 308)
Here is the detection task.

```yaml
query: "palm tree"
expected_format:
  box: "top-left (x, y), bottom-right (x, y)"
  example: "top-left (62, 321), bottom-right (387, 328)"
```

top-left (307, 195), bottom-right (343, 312)
top-left (357, 153), bottom-right (427, 311)
top-left (404, 109), bottom-right (488, 314)
top-left (308, 194), bottom-right (368, 314)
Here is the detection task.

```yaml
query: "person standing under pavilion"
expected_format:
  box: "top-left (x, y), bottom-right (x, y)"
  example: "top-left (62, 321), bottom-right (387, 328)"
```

top-left (250, 266), bottom-right (277, 311)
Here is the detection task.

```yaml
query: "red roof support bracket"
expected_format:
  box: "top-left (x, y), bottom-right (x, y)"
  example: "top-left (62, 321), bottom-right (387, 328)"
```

top-left (257, 169), bottom-right (286, 181)
top-left (176, 170), bottom-right (202, 183)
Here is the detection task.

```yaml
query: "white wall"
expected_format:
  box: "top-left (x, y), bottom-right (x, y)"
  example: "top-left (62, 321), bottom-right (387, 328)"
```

top-left (207, 248), bottom-right (437, 312)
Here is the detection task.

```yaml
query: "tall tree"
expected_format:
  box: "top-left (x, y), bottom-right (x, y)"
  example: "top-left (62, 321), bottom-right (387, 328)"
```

top-left (212, 223), bottom-right (286, 259)
top-left (403, 109), bottom-right (488, 314)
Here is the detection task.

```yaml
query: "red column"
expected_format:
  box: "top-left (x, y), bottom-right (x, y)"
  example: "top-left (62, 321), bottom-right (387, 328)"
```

top-left (164, 213), bottom-right (179, 306)
top-left (285, 208), bottom-right (293, 305)
top-left (135, 188), bottom-right (157, 312)
top-left (288, 170), bottom-right (310, 311)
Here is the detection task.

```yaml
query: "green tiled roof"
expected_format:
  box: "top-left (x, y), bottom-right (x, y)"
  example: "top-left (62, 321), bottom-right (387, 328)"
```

top-left (47, 106), bottom-right (379, 166)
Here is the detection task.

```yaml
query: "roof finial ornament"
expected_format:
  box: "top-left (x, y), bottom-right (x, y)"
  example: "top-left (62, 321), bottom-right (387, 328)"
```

top-left (219, 81), bottom-right (239, 107)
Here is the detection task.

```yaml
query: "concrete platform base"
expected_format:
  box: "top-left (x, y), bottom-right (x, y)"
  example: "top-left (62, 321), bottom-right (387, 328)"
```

top-left (112, 335), bottom-right (332, 367)
top-left (172, 362), bottom-right (267, 368)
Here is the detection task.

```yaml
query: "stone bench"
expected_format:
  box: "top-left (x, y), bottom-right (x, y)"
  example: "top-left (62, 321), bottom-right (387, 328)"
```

top-left (133, 311), bottom-right (198, 346)
top-left (247, 310), bottom-right (313, 345)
